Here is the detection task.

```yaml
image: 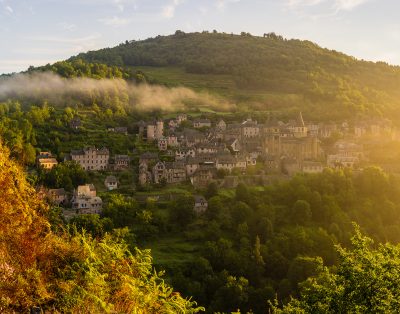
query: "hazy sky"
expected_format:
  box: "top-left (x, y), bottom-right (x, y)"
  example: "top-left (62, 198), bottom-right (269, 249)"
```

top-left (0, 0), bottom-right (399, 74)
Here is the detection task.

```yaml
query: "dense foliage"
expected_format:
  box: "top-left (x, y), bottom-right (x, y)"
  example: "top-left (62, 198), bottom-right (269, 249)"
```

top-left (71, 31), bottom-right (400, 120)
top-left (30, 58), bottom-right (146, 81)
top-left (69, 166), bottom-right (400, 313)
top-left (0, 143), bottom-right (202, 313)
top-left (272, 226), bottom-right (400, 313)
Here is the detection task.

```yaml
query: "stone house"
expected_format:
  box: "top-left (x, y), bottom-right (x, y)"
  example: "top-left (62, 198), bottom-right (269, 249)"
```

top-left (302, 161), bottom-right (324, 174)
top-left (216, 119), bottom-right (227, 131)
top-left (227, 139), bottom-right (241, 153)
top-left (235, 158), bottom-right (247, 171)
top-left (306, 122), bottom-right (319, 137)
top-left (104, 176), bottom-right (118, 191)
top-left (158, 137), bottom-right (168, 151)
top-left (216, 155), bottom-right (237, 172)
top-left (70, 147), bottom-right (110, 171)
top-left (139, 152), bottom-right (158, 165)
top-left (168, 119), bottom-right (178, 129)
top-left (114, 155), bottom-right (130, 170)
top-left (274, 136), bottom-right (321, 162)
top-left (175, 148), bottom-right (196, 161)
top-left (224, 126), bottom-right (241, 141)
top-left (190, 166), bottom-right (216, 187)
top-left (264, 155), bottom-right (279, 172)
top-left (165, 162), bottom-right (187, 184)
top-left (152, 161), bottom-right (167, 184)
top-left (241, 119), bottom-right (260, 138)
top-left (152, 161), bottom-right (187, 184)
top-left (166, 134), bottom-right (179, 147)
top-left (333, 140), bottom-right (364, 159)
top-left (177, 113), bottom-right (188, 124)
top-left (138, 162), bottom-right (152, 185)
top-left (245, 153), bottom-right (258, 166)
top-left (185, 133), bottom-right (207, 147)
top-left (194, 195), bottom-right (208, 214)
top-left (193, 119), bottom-right (212, 129)
top-left (318, 123), bottom-right (337, 138)
top-left (327, 155), bottom-right (359, 168)
top-left (186, 157), bottom-right (200, 176)
top-left (37, 152), bottom-right (58, 170)
top-left (196, 144), bottom-right (218, 155)
top-left (71, 184), bottom-right (102, 214)
top-left (138, 120), bottom-right (164, 142)
top-left (37, 152), bottom-right (57, 168)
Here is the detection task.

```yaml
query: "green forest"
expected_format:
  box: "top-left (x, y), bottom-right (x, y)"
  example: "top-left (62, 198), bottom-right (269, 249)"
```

top-left (3, 31), bottom-right (400, 313)
top-left (66, 167), bottom-right (400, 313)
top-left (65, 31), bottom-right (400, 121)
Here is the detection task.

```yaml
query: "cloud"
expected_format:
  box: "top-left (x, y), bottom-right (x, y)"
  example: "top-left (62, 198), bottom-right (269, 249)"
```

top-left (216, 0), bottom-right (241, 10)
top-left (162, 0), bottom-right (184, 19)
top-left (79, 0), bottom-right (137, 12)
top-left (5, 5), bottom-right (12, 14)
top-left (334, 0), bottom-right (368, 10)
top-left (59, 22), bottom-right (77, 32)
top-left (286, 0), bottom-right (323, 7)
top-left (286, 0), bottom-right (370, 12)
top-left (98, 16), bottom-right (131, 26)
top-left (112, 0), bottom-right (138, 12)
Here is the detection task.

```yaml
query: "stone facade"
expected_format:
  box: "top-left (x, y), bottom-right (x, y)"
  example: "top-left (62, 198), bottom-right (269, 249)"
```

top-left (70, 147), bottom-right (110, 171)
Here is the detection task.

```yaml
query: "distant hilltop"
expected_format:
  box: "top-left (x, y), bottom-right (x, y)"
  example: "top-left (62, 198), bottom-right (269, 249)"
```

top-left (11, 31), bottom-right (400, 121)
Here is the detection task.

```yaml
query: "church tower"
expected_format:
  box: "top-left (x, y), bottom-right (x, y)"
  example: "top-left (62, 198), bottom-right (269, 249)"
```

top-left (293, 112), bottom-right (307, 138)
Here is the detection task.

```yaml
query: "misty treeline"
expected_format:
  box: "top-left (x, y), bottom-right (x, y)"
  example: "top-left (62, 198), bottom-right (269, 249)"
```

top-left (66, 167), bottom-right (400, 313)
top-left (0, 57), bottom-right (234, 114)
top-left (72, 31), bottom-right (400, 121)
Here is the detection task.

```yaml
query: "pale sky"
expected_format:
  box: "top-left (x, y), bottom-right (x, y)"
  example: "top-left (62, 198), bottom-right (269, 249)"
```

top-left (0, 0), bottom-right (399, 74)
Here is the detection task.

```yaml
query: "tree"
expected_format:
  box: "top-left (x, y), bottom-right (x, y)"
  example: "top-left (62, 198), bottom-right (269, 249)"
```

top-left (69, 214), bottom-right (113, 237)
top-left (21, 143), bottom-right (36, 165)
top-left (210, 275), bottom-right (249, 313)
top-left (236, 183), bottom-right (250, 203)
top-left (102, 194), bottom-right (138, 228)
top-left (231, 201), bottom-right (252, 225)
top-left (291, 200), bottom-right (312, 225)
top-left (169, 196), bottom-right (195, 229)
top-left (205, 181), bottom-right (218, 199)
top-left (272, 225), bottom-right (400, 313)
top-left (0, 143), bottom-right (203, 313)
top-left (39, 161), bottom-right (88, 191)
top-left (286, 256), bottom-right (322, 293)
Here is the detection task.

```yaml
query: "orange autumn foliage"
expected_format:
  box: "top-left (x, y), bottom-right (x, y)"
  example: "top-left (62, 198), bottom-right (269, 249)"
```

top-left (0, 143), bottom-right (203, 313)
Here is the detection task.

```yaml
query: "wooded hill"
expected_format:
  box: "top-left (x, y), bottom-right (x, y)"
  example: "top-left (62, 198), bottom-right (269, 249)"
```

top-left (68, 31), bottom-right (400, 121)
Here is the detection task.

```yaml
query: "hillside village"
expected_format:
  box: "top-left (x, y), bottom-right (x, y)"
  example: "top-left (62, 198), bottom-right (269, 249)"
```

top-left (36, 111), bottom-right (398, 217)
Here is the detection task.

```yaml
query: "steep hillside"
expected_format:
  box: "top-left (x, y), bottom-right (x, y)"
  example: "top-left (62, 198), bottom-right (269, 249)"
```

top-left (0, 143), bottom-right (202, 313)
top-left (70, 31), bottom-right (400, 121)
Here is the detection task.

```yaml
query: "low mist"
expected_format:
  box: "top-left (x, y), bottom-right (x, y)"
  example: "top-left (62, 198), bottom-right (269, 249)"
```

top-left (0, 72), bottom-right (235, 112)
